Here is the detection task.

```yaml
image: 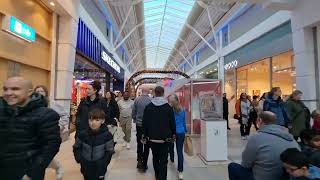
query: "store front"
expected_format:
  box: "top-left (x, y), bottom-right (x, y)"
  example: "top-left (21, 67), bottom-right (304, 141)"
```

top-left (198, 62), bottom-right (219, 79)
top-left (224, 21), bottom-right (294, 114)
top-left (0, 0), bottom-right (53, 94)
top-left (73, 18), bottom-right (124, 105)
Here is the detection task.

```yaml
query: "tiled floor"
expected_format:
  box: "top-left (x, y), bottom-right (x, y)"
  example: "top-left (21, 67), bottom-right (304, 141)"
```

top-left (45, 119), bottom-right (249, 180)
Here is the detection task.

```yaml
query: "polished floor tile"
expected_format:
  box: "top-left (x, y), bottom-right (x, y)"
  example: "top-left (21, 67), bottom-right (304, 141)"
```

top-left (45, 119), bottom-right (248, 180)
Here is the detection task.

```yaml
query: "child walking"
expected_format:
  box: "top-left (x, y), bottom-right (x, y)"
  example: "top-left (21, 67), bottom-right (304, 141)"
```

top-left (73, 108), bottom-right (114, 180)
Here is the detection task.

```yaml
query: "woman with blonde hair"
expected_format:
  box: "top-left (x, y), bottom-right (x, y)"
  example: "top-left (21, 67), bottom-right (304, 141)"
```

top-left (168, 94), bottom-right (187, 180)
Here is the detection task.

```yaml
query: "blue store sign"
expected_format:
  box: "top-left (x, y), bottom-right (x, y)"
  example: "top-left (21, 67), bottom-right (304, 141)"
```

top-left (2, 16), bottom-right (36, 42)
top-left (76, 19), bottom-right (124, 80)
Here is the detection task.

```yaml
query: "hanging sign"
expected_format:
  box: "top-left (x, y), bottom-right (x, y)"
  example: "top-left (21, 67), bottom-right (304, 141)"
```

top-left (2, 16), bottom-right (36, 42)
top-left (101, 51), bottom-right (121, 73)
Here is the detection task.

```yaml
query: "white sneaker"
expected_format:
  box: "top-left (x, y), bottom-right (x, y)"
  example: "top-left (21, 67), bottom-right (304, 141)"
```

top-left (122, 142), bottom-right (127, 147)
top-left (241, 136), bottom-right (246, 140)
top-left (178, 172), bottom-right (184, 180)
top-left (126, 143), bottom-right (131, 149)
top-left (56, 167), bottom-right (64, 180)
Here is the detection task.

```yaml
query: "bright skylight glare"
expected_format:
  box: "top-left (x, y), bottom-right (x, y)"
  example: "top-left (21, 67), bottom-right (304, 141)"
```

top-left (144, 0), bottom-right (195, 68)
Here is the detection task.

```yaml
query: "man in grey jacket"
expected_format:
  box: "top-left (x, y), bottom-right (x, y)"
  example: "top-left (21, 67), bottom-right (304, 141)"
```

top-left (132, 86), bottom-right (152, 172)
top-left (228, 111), bottom-right (300, 180)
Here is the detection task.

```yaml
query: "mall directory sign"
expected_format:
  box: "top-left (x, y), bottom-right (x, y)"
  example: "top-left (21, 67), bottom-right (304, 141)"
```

top-left (2, 16), bottom-right (36, 42)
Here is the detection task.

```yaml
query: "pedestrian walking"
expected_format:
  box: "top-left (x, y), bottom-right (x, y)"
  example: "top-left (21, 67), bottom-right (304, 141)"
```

top-left (236, 93), bottom-right (252, 140)
top-left (258, 93), bottom-right (268, 114)
top-left (264, 87), bottom-right (289, 127)
top-left (0, 77), bottom-right (61, 180)
top-left (76, 80), bottom-right (108, 137)
top-left (285, 90), bottom-right (311, 140)
top-left (132, 86), bottom-right (152, 172)
top-left (35, 85), bottom-right (68, 180)
top-left (73, 109), bottom-right (114, 180)
top-left (105, 91), bottom-right (119, 126)
top-left (168, 94), bottom-right (187, 180)
top-left (250, 95), bottom-right (259, 131)
top-left (223, 93), bottom-right (235, 130)
top-left (142, 86), bottom-right (176, 180)
top-left (118, 91), bottom-right (134, 149)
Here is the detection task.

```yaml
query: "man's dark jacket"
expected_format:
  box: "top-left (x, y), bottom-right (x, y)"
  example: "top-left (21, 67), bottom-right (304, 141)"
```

top-left (0, 93), bottom-right (61, 180)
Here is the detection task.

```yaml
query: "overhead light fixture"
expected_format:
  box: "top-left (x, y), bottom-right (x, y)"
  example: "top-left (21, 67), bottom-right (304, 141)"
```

top-left (50, 1), bottom-right (55, 6)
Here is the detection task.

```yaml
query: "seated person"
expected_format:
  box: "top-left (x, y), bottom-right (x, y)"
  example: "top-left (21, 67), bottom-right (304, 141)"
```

top-left (300, 129), bottom-right (317, 154)
top-left (228, 111), bottom-right (300, 180)
top-left (312, 110), bottom-right (320, 134)
top-left (281, 148), bottom-right (320, 180)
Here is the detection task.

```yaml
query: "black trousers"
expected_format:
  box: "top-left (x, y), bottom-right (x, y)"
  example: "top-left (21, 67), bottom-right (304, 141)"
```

top-left (168, 142), bottom-right (174, 162)
top-left (240, 119), bottom-right (252, 137)
top-left (136, 126), bottom-right (150, 166)
top-left (223, 113), bottom-right (230, 128)
top-left (150, 142), bottom-right (169, 180)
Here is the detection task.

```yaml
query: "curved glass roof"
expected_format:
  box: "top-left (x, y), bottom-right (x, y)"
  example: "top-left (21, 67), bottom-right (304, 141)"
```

top-left (144, 0), bottom-right (195, 68)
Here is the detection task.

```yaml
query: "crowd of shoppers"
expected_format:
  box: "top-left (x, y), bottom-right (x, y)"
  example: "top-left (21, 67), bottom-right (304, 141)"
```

top-left (228, 86), bottom-right (320, 180)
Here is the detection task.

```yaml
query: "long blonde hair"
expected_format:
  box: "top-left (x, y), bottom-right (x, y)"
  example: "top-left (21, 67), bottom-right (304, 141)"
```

top-left (169, 94), bottom-right (182, 113)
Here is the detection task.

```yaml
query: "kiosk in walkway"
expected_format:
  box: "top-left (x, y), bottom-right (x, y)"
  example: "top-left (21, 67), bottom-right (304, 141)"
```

top-left (161, 79), bottom-right (228, 163)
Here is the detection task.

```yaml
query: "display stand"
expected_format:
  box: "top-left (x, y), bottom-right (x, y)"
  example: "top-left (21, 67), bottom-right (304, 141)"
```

top-left (199, 119), bottom-right (228, 165)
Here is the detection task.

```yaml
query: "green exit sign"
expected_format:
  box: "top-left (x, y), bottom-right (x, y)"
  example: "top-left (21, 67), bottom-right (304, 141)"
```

top-left (2, 16), bottom-right (36, 42)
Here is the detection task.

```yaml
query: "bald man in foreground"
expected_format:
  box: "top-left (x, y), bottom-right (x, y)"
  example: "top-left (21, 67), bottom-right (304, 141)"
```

top-left (132, 86), bottom-right (152, 172)
top-left (0, 77), bottom-right (61, 180)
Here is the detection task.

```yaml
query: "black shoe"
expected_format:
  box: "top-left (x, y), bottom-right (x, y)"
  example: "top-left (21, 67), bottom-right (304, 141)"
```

top-left (227, 127), bottom-right (231, 130)
top-left (138, 165), bottom-right (148, 173)
top-left (137, 161), bottom-right (143, 169)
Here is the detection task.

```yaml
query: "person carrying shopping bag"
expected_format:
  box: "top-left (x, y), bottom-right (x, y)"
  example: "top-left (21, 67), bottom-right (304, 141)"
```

top-left (168, 94), bottom-right (188, 180)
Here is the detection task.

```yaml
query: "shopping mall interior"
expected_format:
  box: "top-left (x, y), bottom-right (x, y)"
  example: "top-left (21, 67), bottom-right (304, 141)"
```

top-left (1, 0), bottom-right (320, 180)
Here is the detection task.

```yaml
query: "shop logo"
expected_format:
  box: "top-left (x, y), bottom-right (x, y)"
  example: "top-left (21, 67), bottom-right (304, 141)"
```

top-left (5, 16), bottom-right (36, 42)
top-left (224, 60), bottom-right (238, 70)
top-left (101, 51), bottom-right (121, 73)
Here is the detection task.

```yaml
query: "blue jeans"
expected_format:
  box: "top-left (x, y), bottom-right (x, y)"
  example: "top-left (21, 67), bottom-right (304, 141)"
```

top-left (228, 162), bottom-right (254, 180)
top-left (176, 133), bottom-right (185, 172)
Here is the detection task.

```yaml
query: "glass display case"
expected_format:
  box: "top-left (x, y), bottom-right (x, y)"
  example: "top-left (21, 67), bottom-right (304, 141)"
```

top-left (163, 79), bottom-right (222, 135)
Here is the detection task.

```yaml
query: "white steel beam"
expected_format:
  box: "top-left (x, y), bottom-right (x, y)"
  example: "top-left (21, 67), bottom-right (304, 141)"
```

top-left (114, 5), bottom-right (133, 46)
top-left (186, 23), bottom-right (216, 53)
top-left (114, 21), bottom-right (144, 52)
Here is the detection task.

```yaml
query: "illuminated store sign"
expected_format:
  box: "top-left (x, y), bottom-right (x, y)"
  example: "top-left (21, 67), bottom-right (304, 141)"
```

top-left (224, 60), bottom-right (238, 70)
top-left (2, 16), bottom-right (36, 42)
top-left (101, 51), bottom-right (121, 73)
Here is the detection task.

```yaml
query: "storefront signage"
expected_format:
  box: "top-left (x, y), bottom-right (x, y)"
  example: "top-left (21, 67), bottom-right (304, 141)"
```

top-left (101, 51), bottom-right (121, 73)
top-left (2, 16), bottom-right (36, 42)
top-left (224, 60), bottom-right (238, 70)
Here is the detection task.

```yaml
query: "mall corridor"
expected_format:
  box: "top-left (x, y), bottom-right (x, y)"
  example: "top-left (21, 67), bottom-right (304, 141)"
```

top-left (1, 0), bottom-right (320, 180)
top-left (45, 120), bottom-right (246, 180)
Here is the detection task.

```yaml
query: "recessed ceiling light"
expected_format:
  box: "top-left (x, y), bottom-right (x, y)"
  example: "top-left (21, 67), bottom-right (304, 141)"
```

top-left (50, 2), bottom-right (55, 6)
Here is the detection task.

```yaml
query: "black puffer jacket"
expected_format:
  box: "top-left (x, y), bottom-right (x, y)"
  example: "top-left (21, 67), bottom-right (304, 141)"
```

top-left (106, 100), bottom-right (119, 126)
top-left (76, 96), bottom-right (109, 132)
top-left (73, 125), bottom-right (114, 179)
top-left (0, 93), bottom-right (61, 180)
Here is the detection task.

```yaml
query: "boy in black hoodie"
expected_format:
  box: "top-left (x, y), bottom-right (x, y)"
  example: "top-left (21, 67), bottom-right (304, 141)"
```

top-left (73, 108), bottom-right (114, 180)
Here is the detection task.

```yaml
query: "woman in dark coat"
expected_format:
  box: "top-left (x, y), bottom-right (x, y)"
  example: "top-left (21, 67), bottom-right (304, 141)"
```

top-left (76, 81), bottom-right (108, 136)
top-left (285, 90), bottom-right (311, 140)
top-left (105, 91), bottom-right (119, 126)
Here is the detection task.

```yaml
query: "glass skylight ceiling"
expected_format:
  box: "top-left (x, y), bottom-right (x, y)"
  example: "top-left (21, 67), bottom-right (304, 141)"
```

top-left (144, 0), bottom-right (195, 68)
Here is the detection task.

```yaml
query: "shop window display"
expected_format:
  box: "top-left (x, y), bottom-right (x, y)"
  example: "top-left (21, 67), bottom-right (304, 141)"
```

top-left (272, 51), bottom-right (296, 97)
top-left (236, 59), bottom-right (271, 98)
